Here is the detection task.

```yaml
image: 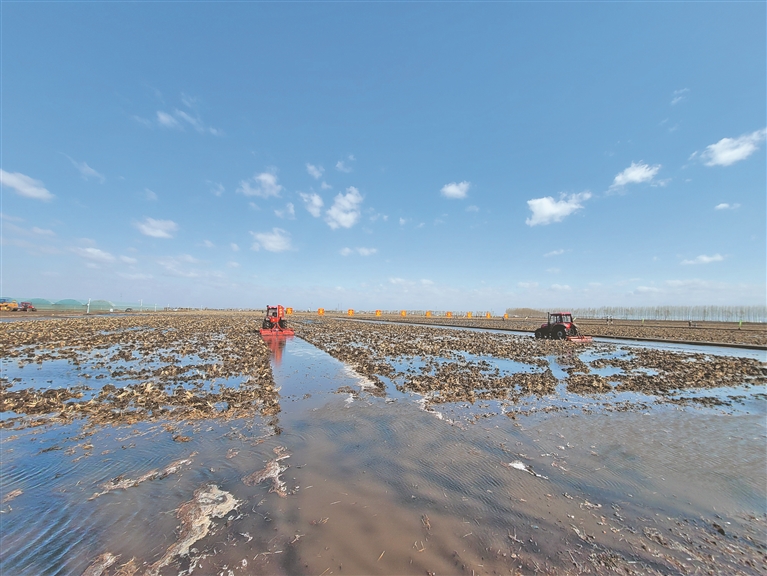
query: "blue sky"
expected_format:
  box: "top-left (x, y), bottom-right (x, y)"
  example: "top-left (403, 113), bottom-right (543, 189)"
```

top-left (2, 2), bottom-right (765, 311)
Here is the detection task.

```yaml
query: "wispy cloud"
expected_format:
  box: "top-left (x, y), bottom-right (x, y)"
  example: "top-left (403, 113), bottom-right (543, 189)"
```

top-left (335, 155), bottom-right (355, 173)
top-left (230, 243), bottom-right (240, 252)
top-left (671, 88), bottom-right (689, 105)
top-left (440, 181), bottom-right (470, 199)
top-left (275, 202), bottom-right (295, 219)
top-left (0, 170), bottom-right (54, 201)
top-left (325, 187), bottom-right (363, 229)
top-left (465, 205), bottom-right (479, 212)
top-left (208, 182), bottom-right (224, 197)
top-left (31, 227), bottom-right (55, 236)
top-left (144, 188), bottom-right (158, 201)
top-left (306, 163), bottom-right (324, 179)
top-left (321, 181), bottom-right (332, 190)
top-left (120, 255), bottom-right (138, 264)
top-left (695, 128), bottom-right (766, 167)
top-left (155, 95), bottom-right (221, 135)
top-left (64, 155), bottom-right (105, 182)
top-left (202, 240), bottom-right (214, 248)
top-left (681, 254), bottom-right (724, 265)
top-left (544, 249), bottom-right (564, 257)
top-left (73, 247), bottom-right (115, 263)
top-left (551, 284), bottom-right (571, 291)
top-left (517, 281), bottom-right (539, 289)
top-left (299, 192), bottom-right (324, 217)
top-left (715, 203), bottom-right (740, 210)
top-left (237, 171), bottom-right (283, 199)
top-left (526, 192), bottom-right (591, 226)
top-left (135, 217), bottom-right (178, 239)
top-left (340, 247), bottom-right (377, 256)
top-left (250, 228), bottom-right (292, 252)
top-left (610, 162), bottom-right (661, 190)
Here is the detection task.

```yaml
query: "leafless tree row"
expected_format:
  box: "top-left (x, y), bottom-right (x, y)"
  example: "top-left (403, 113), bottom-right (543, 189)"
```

top-left (568, 305), bottom-right (766, 322)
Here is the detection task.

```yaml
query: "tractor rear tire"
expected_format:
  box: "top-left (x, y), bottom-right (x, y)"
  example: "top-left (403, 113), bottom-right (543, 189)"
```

top-left (555, 328), bottom-right (567, 340)
top-left (278, 319), bottom-right (288, 329)
top-left (262, 320), bottom-right (272, 330)
top-left (534, 329), bottom-right (542, 339)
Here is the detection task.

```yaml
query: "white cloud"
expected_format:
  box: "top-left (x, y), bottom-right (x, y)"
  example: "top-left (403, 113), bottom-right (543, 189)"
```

top-left (306, 163), bottom-right (324, 179)
top-left (299, 192), bottom-right (324, 217)
top-left (135, 217), bottom-right (178, 239)
top-left (399, 217), bottom-right (407, 226)
top-left (144, 188), bottom-right (158, 201)
top-left (230, 243), bottom-right (240, 252)
top-left (715, 203), bottom-right (740, 210)
top-left (610, 162), bottom-right (661, 190)
top-left (321, 181), bottom-right (332, 190)
top-left (227, 261), bottom-right (240, 268)
top-left (156, 111), bottom-right (180, 128)
top-left (118, 272), bottom-right (153, 280)
top-left (544, 249), bottom-right (564, 257)
top-left (551, 284), bottom-right (571, 291)
top-left (517, 282), bottom-right (539, 289)
top-left (120, 255), bottom-right (138, 264)
top-left (325, 187), bottom-right (363, 229)
top-left (440, 181), bottom-right (470, 199)
top-left (340, 247), bottom-right (377, 256)
top-left (275, 202), bottom-right (295, 219)
top-left (250, 228), bottom-right (292, 252)
top-left (202, 240), bottom-right (214, 248)
top-left (336, 160), bottom-right (352, 173)
top-left (0, 170), bottom-right (54, 201)
top-left (466, 205), bottom-right (479, 212)
top-left (339, 247), bottom-right (377, 256)
top-left (74, 247), bottom-right (115, 263)
top-left (671, 88), bottom-right (689, 105)
top-left (209, 182), bottom-right (225, 196)
top-left (65, 155), bottom-right (105, 182)
top-left (237, 172), bottom-right (283, 199)
top-left (526, 192), bottom-right (591, 226)
top-left (681, 254), bottom-right (724, 265)
top-left (546, 267), bottom-right (560, 273)
top-left (635, 286), bottom-right (660, 293)
top-left (699, 128), bottom-right (766, 167)
top-left (31, 227), bottom-right (55, 236)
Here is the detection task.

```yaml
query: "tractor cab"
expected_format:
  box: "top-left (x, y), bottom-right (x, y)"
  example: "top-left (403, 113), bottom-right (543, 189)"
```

top-left (548, 312), bottom-right (573, 326)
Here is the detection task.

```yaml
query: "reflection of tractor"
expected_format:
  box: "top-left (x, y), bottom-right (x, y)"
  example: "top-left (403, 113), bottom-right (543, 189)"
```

top-left (259, 305), bottom-right (295, 335)
top-left (535, 312), bottom-right (591, 342)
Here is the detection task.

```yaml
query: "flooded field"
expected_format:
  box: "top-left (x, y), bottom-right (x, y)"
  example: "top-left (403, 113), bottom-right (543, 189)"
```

top-left (1, 313), bottom-right (765, 575)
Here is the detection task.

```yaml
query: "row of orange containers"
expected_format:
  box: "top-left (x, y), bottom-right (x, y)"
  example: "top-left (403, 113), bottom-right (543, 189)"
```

top-left (313, 308), bottom-right (509, 320)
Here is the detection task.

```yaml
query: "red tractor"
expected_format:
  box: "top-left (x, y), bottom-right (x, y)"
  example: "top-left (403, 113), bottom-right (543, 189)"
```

top-left (259, 305), bottom-right (295, 336)
top-left (534, 312), bottom-right (590, 341)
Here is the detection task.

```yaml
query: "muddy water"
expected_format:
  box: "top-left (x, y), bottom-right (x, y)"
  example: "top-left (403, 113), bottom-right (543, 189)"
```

top-left (1, 337), bottom-right (765, 575)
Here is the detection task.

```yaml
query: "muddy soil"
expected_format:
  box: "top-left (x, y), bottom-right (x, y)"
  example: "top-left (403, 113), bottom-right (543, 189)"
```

top-left (0, 313), bottom-right (278, 430)
top-left (319, 313), bottom-right (767, 347)
top-left (1, 313), bottom-right (765, 576)
top-left (293, 318), bottom-right (766, 410)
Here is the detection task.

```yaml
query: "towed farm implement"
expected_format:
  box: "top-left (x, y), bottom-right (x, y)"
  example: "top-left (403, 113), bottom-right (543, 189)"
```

top-left (535, 312), bottom-right (592, 343)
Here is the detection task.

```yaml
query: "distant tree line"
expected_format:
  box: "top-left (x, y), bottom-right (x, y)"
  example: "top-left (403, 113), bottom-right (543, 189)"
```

top-left (565, 305), bottom-right (766, 322)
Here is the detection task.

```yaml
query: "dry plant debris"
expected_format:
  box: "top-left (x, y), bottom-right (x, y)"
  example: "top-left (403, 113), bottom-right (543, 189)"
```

top-left (0, 312), bottom-right (278, 430)
top-left (294, 318), bottom-right (766, 408)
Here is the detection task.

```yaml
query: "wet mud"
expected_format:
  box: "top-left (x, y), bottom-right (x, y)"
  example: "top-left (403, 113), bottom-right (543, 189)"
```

top-left (293, 318), bottom-right (766, 411)
top-left (0, 313), bottom-right (278, 430)
top-left (1, 313), bottom-right (765, 575)
top-left (330, 314), bottom-right (767, 347)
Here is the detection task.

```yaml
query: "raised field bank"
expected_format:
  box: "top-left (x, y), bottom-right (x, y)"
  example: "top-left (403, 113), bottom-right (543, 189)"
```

top-left (1, 311), bottom-right (765, 575)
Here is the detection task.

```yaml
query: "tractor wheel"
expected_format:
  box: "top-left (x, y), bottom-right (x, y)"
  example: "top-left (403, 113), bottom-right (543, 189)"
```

top-left (534, 329), bottom-right (542, 339)
top-left (555, 327), bottom-right (567, 340)
top-left (262, 319), bottom-right (272, 330)
top-left (278, 319), bottom-right (288, 329)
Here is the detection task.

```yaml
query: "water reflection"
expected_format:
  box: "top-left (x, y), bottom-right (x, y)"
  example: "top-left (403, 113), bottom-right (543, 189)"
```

top-left (261, 334), bottom-right (293, 366)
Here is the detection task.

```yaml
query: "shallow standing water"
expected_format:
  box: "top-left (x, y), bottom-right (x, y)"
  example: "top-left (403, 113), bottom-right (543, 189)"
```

top-left (1, 335), bottom-right (765, 575)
